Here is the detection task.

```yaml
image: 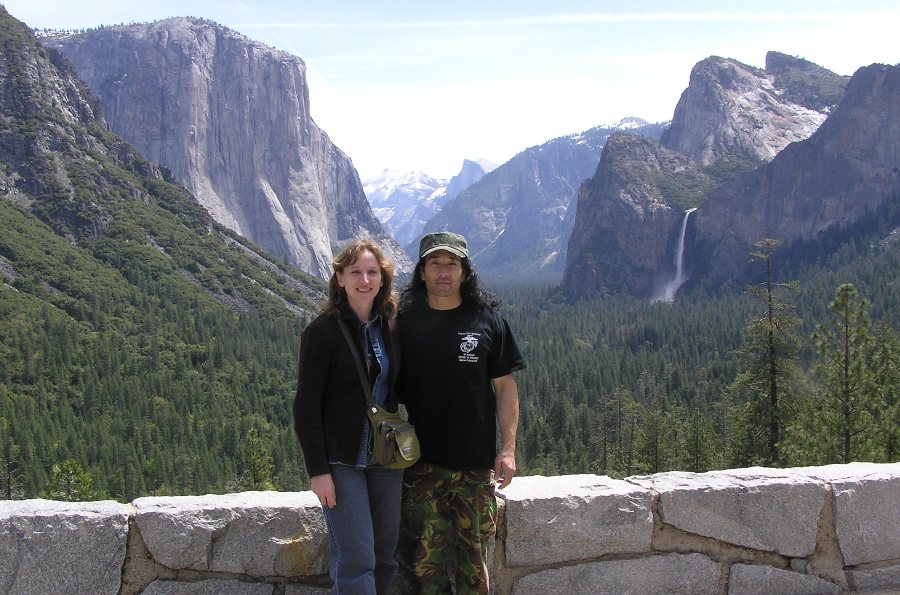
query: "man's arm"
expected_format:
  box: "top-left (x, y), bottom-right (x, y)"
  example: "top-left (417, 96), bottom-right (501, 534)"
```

top-left (492, 373), bottom-right (519, 489)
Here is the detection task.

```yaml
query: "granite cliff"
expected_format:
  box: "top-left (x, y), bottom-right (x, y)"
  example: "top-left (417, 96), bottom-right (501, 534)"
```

top-left (43, 17), bottom-right (410, 278)
top-left (562, 134), bottom-right (711, 298)
top-left (0, 7), bottom-right (323, 318)
top-left (562, 53), bottom-right (875, 299)
top-left (424, 120), bottom-right (665, 279)
top-left (660, 52), bottom-right (847, 165)
top-left (694, 63), bottom-right (900, 280)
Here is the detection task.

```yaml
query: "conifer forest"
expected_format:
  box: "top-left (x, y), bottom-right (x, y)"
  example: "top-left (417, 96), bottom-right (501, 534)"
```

top-left (2, 216), bottom-right (897, 501)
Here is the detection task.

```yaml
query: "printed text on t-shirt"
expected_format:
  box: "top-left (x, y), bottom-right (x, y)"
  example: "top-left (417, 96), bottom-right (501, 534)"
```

top-left (458, 332), bottom-right (480, 363)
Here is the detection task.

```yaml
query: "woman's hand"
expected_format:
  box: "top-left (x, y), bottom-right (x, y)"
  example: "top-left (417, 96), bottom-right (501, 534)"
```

top-left (311, 473), bottom-right (336, 508)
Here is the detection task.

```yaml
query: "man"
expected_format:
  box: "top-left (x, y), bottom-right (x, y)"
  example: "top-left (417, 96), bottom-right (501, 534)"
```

top-left (397, 231), bottom-right (525, 594)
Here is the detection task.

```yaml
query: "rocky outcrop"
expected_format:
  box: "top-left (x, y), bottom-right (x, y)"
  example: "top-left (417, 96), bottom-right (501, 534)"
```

top-left (562, 53), bottom-right (877, 299)
top-left (562, 134), bottom-right (712, 298)
top-left (42, 18), bottom-right (410, 278)
top-left (2, 463), bottom-right (898, 594)
top-left (424, 122), bottom-right (665, 279)
top-left (765, 51), bottom-right (850, 113)
top-left (0, 6), bottom-right (324, 319)
top-left (444, 159), bottom-right (494, 207)
top-left (694, 63), bottom-right (900, 280)
top-left (660, 54), bottom-right (843, 166)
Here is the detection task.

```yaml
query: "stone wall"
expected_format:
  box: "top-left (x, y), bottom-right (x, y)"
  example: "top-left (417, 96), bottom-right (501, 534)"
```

top-left (1, 463), bottom-right (898, 594)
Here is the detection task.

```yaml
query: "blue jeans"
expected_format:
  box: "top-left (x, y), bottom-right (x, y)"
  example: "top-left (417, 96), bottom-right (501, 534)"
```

top-left (323, 463), bottom-right (404, 594)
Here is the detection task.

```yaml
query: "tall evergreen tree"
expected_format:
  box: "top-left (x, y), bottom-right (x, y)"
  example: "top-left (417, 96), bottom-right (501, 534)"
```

top-left (804, 284), bottom-right (879, 463)
top-left (870, 322), bottom-right (899, 460)
top-left (3, 418), bottom-right (21, 499)
top-left (684, 408), bottom-right (720, 472)
top-left (728, 239), bottom-right (803, 466)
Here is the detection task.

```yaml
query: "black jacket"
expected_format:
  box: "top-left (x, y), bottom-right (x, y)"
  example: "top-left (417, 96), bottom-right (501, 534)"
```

top-left (293, 310), bottom-right (400, 477)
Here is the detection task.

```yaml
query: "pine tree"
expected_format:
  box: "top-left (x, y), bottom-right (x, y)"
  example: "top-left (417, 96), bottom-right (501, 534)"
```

top-left (684, 408), bottom-right (720, 472)
top-left (239, 427), bottom-right (275, 491)
top-left (870, 322), bottom-right (900, 461)
top-left (3, 420), bottom-right (21, 499)
top-left (728, 239), bottom-right (803, 466)
top-left (808, 284), bottom-right (878, 463)
top-left (42, 459), bottom-right (97, 502)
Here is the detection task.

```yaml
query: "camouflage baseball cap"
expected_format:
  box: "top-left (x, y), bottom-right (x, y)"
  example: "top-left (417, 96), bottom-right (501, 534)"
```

top-left (419, 231), bottom-right (468, 259)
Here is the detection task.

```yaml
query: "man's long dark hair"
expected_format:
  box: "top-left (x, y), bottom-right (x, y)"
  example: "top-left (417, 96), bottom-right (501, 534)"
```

top-left (398, 257), bottom-right (501, 314)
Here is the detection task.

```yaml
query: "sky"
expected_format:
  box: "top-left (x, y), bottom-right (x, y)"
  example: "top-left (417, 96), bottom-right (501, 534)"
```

top-left (4, 1), bottom-right (899, 179)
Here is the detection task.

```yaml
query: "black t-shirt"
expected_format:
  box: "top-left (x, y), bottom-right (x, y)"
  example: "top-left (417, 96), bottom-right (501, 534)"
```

top-left (398, 300), bottom-right (525, 470)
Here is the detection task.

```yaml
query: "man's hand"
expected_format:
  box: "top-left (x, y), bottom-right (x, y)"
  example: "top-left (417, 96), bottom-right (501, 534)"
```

top-left (493, 450), bottom-right (516, 489)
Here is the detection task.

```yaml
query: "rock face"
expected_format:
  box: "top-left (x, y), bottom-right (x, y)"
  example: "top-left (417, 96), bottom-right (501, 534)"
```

top-left (562, 134), bottom-right (711, 298)
top-left (424, 121), bottom-right (665, 279)
top-left (43, 18), bottom-right (409, 278)
top-left (132, 491), bottom-right (327, 577)
top-left (765, 51), bottom-right (850, 113)
top-left (562, 53), bottom-right (881, 299)
top-left (660, 53), bottom-right (845, 165)
top-left (695, 63), bottom-right (900, 280)
top-left (501, 474), bottom-right (653, 567)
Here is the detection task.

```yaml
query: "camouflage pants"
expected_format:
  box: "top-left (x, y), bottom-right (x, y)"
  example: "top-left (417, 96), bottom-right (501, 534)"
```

top-left (399, 462), bottom-right (497, 595)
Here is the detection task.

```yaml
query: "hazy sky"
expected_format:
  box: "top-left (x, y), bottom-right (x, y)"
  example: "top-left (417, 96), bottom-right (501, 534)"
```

top-left (5, 1), bottom-right (899, 179)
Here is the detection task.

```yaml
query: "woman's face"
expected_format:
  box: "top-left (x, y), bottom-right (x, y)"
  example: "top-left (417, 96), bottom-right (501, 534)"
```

top-left (336, 250), bottom-right (382, 317)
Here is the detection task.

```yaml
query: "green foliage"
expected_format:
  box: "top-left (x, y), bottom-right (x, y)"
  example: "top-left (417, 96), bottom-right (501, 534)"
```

top-left (42, 459), bottom-right (97, 501)
top-left (728, 239), bottom-right (804, 466)
top-left (0, 18), bottom-right (324, 500)
top-left (653, 168), bottom-right (712, 211)
top-left (497, 229), bottom-right (898, 479)
top-left (784, 284), bottom-right (898, 465)
top-left (239, 426), bottom-right (276, 491)
top-left (3, 196), bottom-right (897, 497)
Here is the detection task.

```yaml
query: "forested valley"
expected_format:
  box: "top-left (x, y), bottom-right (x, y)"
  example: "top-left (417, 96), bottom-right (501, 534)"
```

top-left (502, 232), bottom-right (898, 479)
top-left (2, 216), bottom-right (897, 501)
top-left (2, 5), bottom-right (896, 504)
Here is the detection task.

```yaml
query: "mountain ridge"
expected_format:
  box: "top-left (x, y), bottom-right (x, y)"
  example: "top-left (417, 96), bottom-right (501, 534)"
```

top-left (41, 16), bottom-right (411, 279)
top-left (562, 53), bottom-right (892, 299)
top-left (418, 119), bottom-right (667, 279)
top-left (364, 159), bottom-right (493, 251)
top-left (0, 6), bottom-right (324, 496)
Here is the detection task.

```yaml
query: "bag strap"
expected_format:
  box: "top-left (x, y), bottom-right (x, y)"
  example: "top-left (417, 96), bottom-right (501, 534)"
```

top-left (337, 318), bottom-right (376, 408)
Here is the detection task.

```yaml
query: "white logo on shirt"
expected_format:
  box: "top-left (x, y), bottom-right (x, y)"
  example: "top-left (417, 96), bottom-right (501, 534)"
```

top-left (459, 332), bottom-right (480, 363)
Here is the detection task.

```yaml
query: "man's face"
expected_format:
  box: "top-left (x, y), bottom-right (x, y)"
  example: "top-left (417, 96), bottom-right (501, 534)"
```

top-left (421, 251), bottom-right (464, 300)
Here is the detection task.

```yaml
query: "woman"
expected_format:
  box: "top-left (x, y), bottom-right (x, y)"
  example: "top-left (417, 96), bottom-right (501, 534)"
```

top-left (293, 239), bottom-right (403, 594)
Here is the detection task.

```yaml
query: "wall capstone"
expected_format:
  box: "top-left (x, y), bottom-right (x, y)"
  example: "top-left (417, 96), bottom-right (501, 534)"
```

top-left (0, 499), bottom-right (129, 594)
top-left (627, 467), bottom-right (826, 557)
top-left (132, 490), bottom-right (327, 578)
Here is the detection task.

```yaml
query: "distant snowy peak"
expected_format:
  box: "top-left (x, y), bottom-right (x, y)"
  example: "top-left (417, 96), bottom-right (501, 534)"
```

top-left (363, 160), bottom-right (491, 250)
top-left (363, 170), bottom-right (446, 207)
top-left (612, 116), bottom-right (651, 129)
top-left (592, 116), bottom-right (653, 130)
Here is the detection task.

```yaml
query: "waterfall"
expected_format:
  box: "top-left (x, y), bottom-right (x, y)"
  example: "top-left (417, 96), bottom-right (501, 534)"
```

top-left (656, 208), bottom-right (697, 302)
